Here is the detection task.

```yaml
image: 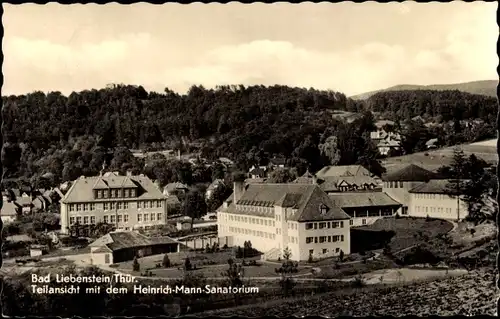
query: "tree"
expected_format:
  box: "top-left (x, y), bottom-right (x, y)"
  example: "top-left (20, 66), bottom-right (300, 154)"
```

top-left (184, 257), bottom-right (192, 271)
top-left (132, 257), bottom-right (140, 272)
top-left (221, 259), bottom-right (244, 287)
top-left (267, 168), bottom-right (296, 183)
top-left (162, 254), bottom-right (171, 268)
top-left (275, 247), bottom-right (298, 297)
top-left (206, 183), bottom-right (232, 212)
top-left (445, 147), bottom-right (468, 221)
top-left (181, 190), bottom-right (208, 228)
top-left (318, 136), bottom-right (341, 166)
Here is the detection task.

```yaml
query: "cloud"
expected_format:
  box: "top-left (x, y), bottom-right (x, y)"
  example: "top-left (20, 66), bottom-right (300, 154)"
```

top-left (3, 3), bottom-right (497, 97)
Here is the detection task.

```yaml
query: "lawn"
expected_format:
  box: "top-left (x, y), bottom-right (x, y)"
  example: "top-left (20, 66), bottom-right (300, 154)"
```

top-left (355, 217), bottom-right (454, 253)
top-left (314, 256), bottom-right (399, 279)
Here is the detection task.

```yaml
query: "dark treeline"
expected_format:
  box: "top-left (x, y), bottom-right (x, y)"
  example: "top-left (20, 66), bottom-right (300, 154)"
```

top-left (366, 89), bottom-right (497, 123)
top-left (2, 84), bottom-right (496, 185)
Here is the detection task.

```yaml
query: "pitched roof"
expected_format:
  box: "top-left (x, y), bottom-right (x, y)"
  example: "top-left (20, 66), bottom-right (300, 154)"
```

top-left (409, 179), bottom-right (470, 195)
top-left (1, 201), bottom-right (20, 216)
top-left (328, 192), bottom-right (402, 208)
top-left (62, 174), bottom-right (165, 203)
top-left (166, 195), bottom-right (181, 205)
top-left (426, 138), bottom-right (438, 146)
top-left (382, 164), bottom-right (437, 182)
top-left (249, 167), bottom-right (266, 175)
top-left (207, 179), bottom-right (225, 191)
top-left (245, 178), bottom-right (268, 184)
top-left (90, 231), bottom-right (178, 251)
top-left (269, 157), bottom-right (286, 165)
top-left (315, 165), bottom-right (370, 178)
top-left (219, 183), bottom-right (350, 221)
top-left (165, 182), bottom-right (189, 193)
top-left (320, 176), bottom-right (379, 192)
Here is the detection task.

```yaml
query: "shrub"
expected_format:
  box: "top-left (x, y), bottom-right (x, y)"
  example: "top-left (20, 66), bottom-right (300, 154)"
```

top-left (184, 257), bottom-right (192, 271)
top-left (351, 275), bottom-right (365, 288)
top-left (470, 228), bottom-right (476, 237)
top-left (132, 257), bottom-right (140, 272)
top-left (223, 244), bottom-right (228, 249)
top-left (162, 253), bottom-right (171, 268)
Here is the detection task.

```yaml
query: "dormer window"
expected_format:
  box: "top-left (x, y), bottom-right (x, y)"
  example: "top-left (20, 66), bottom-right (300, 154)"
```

top-left (319, 204), bottom-right (328, 216)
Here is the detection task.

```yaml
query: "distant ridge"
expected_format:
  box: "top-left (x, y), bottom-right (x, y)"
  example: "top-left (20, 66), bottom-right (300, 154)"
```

top-left (350, 80), bottom-right (498, 100)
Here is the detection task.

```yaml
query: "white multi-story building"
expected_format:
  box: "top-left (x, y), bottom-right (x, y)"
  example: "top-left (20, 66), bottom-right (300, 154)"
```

top-left (60, 172), bottom-right (167, 234)
top-left (409, 179), bottom-right (469, 221)
top-left (217, 182), bottom-right (351, 261)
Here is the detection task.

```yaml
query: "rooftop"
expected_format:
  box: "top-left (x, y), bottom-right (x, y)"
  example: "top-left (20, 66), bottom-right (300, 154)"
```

top-left (315, 165), bottom-right (371, 178)
top-left (90, 231), bottom-right (178, 251)
top-left (409, 179), bottom-right (470, 195)
top-left (62, 173), bottom-right (165, 203)
top-left (219, 183), bottom-right (351, 222)
top-left (382, 164), bottom-right (438, 182)
top-left (328, 192), bottom-right (402, 208)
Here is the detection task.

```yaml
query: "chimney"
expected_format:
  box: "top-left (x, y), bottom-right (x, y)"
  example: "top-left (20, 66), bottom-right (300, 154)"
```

top-left (312, 174), bottom-right (318, 185)
top-left (126, 170), bottom-right (132, 177)
top-left (233, 181), bottom-right (245, 204)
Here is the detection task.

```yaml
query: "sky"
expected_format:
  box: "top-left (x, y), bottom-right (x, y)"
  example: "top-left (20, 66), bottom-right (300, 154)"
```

top-left (3, 2), bottom-right (498, 96)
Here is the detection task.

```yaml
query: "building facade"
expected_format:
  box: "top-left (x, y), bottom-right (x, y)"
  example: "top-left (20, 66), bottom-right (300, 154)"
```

top-left (217, 182), bottom-right (351, 261)
top-left (329, 192), bottom-right (402, 227)
top-left (408, 179), bottom-right (469, 220)
top-left (382, 164), bottom-right (438, 215)
top-left (60, 172), bottom-right (167, 234)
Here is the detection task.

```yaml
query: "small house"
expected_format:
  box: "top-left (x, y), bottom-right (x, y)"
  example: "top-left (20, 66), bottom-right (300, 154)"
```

top-left (30, 245), bottom-right (49, 258)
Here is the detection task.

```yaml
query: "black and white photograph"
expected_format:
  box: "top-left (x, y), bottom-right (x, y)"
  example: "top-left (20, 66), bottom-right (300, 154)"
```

top-left (1, 1), bottom-right (498, 316)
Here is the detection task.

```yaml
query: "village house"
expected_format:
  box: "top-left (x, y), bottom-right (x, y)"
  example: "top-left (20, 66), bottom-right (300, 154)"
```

top-left (370, 120), bottom-right (402, 156)
top-left (217, 181), bottom-right (351, 261)
top-left (426, 138), bottom-right (439, 149)
top-left (293, 173), bottom-right (381, 194)
top-left (163, 182), bottom-right (189, 199)
top-left (206, 179), bottom-right (226, 200)
top-left (59, 172), bottom-right (168, 234)
top-left (268, 157), bottom-right (287, 170)
top-left (248, 165), bottom-right (268, 179)
top-left (382, 164), bottom-right (439, 216)
top-left (408, 179), bottom-right (469, 221)
top-left (315, 165), bottom-right (373, 178)
top-left (89, 231), bottom-right (180, 265)
top-left (1, 201), bottom-right (20, 224)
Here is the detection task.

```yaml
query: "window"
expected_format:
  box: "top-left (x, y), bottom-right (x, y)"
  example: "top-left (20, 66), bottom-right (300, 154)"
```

top-left (349, 220), bottom-right (353, 226)
top-left (319, 236), bottom-right (326, 243)
top-left (314, 237), bottom-right (318, 243)
top-left (83, 216), bottom-right (89, 224)
top-left (156, 200), bottom-right (161, 208)
top-left (273, 221), bottom-right (275, 227)
top-left (144, 214), bottom-right (149, 222)
top-left (322, 249), bottom-right (327, 254)
top-left (137, 214), bottom-right (142, 222)
top-left (70, 217), bottom-right (75, 225)
top-left (309, 249), bottom-right (314, 256)
top-left (362, 219), bottom-right (366, 225)
top-left (157, 213), bottom-right (163, 221)
top-left (76, 216), bottom-right (82, 224)
top-left (69, 204), bottom-right (75, 212)
top-left (82, 204), bottom-right (88, 211)
top-left (314, 223), bottom-right (318, 230)
top-left (305, 223), bottom-right (313, 230)
top-left (117, 215), bottom-right (122, 223)
top-left (327, 222), bottom-right (331, 228)
top-left (319, 204), bottom-right (328, 215)
top-left (103, 203), bottom-right (109, 210)
top-left (124, 202), bottom-right (129, 209)
top-left (336, 248), bottom-right (340, 253)
top-left (151, 213), bottom-right (156, 221)
top-left (131, 189), bottom-right (137, 197)
top-left (90, 203), bottom-right (95, 211)
top-left (104, 190), bottom-right (109, 198)
top-left (319, 222), bottom-right (326, 229)
top-left (124, 189), bottom-right (129, 197)
top-left (110, 215), bottom-right (116, 223)
top-left (90, 216), bottom-right (95, 224)
top-left (103, 215), bottom-right (109, 223)
top-left (328, 236), bottom-right (332, 242)
top-left (76, 204), bottom-right (81, 211)
top-left (110, 189), bottom-right (115, 198)
top-left (340, 221), bottom-right (344, 228)
top-left (332, 221), bottom-right (340, 228)
top-left (138, 201), bottom-right (143, 209)
top-left (341, 235), bottom-right (344, 242)
top-left (97, 190), bottom-right (102, 199)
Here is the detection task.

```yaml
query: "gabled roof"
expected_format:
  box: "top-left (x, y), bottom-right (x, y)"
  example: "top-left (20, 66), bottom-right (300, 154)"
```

top-left (328, 192), bottom-right (402, 208)
top-left (166, 195), bottom-right (181, 205)
top-left (409, 179), bottom-right (470, 195)
top-left (249, 167), bottom-right (266, 175)
top-left (62, 174), bottom-right (165, 203)
top-left (219, 183), bottom-right (350, 222)
top-left (245, 178), bottom-right (268, 185)
top-left (207, 179), bottom-right (225, 191)
top-left (315, 165), bottom-right (370, 178)
top-left (426, 138), bottom-right (438, 146)
top-left (382, 164), bottom-right (437, 182)
top-left (1, 201), bottom-right (20, 216)
top-left (320, 176), bottom-right (379, 192)
top-left (90, 231), bottom-right (178, 251)
top-left (165, 182), bottom-right (189, 193)
top-left (269, 157), bottom-right (286, 166)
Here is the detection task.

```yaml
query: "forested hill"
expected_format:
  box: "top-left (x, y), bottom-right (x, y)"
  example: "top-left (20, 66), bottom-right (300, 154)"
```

top-left (351, 80), bottom-right (498, 100)
top-left (364, 89), bottom-right (498, 123)
top-left (2, 84), bottom-right (497, 183)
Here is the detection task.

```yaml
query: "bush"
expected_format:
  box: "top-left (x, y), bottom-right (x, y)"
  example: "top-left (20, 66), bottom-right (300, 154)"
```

top-left (184, 257), bottom-right (192, 271)
top-left (162, 254), bottom-right (171, 268)
top-left (307, 253), bottom-right (314, 264)
top-left (132, 257), bottom-right (140, 272)
top-left (223, 244), bottom-right (228, 249)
